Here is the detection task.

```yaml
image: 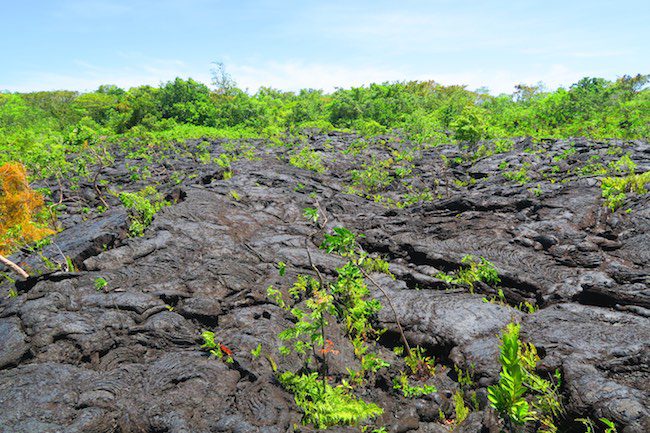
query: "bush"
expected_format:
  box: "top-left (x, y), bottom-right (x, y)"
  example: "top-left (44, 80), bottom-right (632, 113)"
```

top-left (118, 186), bottom-right (170, 236)
top-left (601, 171), bottom-right (649, 211)
top-left (451, 105), bottom-right (487, 144)
top-left (0, 162), bottom-right (54, 255)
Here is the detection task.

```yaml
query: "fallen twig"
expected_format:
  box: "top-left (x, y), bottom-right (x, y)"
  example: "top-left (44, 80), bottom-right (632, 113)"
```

top-left (0, 254), bottom-right (29, 279)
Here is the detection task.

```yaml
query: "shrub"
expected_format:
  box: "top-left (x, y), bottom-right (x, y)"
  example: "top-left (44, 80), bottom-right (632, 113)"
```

top-left (0, 162), bottom-right (54, 255)
top-left (267, 224), bottom-right (393, 429)
top-left (601, 171), bottom-right (649, 211)
top-left (289, 146), bottom-right (326, 173)
top-left (451, 105), bottom-right (487, 144)
top-left (118, 186), bottom-right (170, 236)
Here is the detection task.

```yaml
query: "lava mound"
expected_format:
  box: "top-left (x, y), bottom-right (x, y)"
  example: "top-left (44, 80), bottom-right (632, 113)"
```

top-left (1, 134), bottom-right (648, 433)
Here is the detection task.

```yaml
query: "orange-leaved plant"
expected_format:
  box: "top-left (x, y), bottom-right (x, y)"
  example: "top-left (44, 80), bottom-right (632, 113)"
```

top-left (0, 162), bottom-right (54, 255)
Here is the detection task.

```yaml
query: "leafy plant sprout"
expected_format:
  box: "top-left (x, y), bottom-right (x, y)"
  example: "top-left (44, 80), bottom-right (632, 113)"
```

top-left (201, 331), bottom-right (234, 364)
top-left (435, 254), bottom-right (500, 294)
top-left (94, 277), bottom-right (108, 291)
top-left (488, 322), bottom-right (564, 433)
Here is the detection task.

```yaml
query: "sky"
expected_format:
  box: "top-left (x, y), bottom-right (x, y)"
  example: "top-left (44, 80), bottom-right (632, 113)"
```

top-left (1, 0), bottom-right (648, 95)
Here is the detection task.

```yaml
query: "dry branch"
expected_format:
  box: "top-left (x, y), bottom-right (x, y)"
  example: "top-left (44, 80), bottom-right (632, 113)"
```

top-left (0, 254), bottom-right (29, 279)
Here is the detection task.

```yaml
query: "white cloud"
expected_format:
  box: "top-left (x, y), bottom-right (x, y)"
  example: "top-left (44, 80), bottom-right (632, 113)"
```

top-left (230, 61), bottom-right (405, 92)
top-left (413, 64), bottom-right (589, 94)
top-left (4, 58), bottom-right (211, 93)
top-left (4, 57), bottom-right (592, 96)
top-left (231, 61), bottom-right (591, 95)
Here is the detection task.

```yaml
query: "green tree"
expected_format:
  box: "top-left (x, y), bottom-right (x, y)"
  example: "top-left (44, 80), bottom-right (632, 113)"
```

top-left (451, 104), bottom-right (487, 143)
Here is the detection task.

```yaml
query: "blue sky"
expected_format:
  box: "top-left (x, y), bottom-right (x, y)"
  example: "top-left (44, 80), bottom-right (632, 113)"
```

top-left (2, 0), bottom-right (648, 94)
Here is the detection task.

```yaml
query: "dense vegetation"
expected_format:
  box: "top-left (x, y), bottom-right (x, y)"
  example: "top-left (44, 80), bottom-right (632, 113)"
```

top-left (1, 73), bottom-right (648, 177)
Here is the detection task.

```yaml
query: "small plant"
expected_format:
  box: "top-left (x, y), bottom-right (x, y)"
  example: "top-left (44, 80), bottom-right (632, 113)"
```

top-left (488, 323), bottom-right (532, 429)
top-left (404, 345), bottom-right (436, 379)
top-left (201, 331), bottom-right (234, 363)
top-left (553, 146), bottom-right (576, 162)
top-left (251, 343), bottom-right (262, 358)
top-left (289, 146), bottom-right (325, 173)
top-left (303, 207), bottom-right (319, 223)
top-left (436, 255), bottom-right (500, 294)
top-left (455, 364), bottom-right (475, 389)
top-left (519, 342), bottom-right (564, 433)
top-left (278, 371), bottom-right (383, 428)
top-left (229, 190), bottom-right (241, 201)
top-left (216, 152), bottom-right (234, 179)
top-left (608, 154), bottom-right (636, 175)
top-left (94, 277), bottom-right (107, 291)
top-left (482, 290), bottom-right (538, 313)
top-left (600, 171), bottom-right (649, 211)
top-left (579, 157), bottom-right (607, 176)
top-left (600, 418), bottom-right (617, 433)
top-left (503, 162), bottom-right (531, 185)
top-left (350, 156), bottom-right (395, 193)
top-left (393, 371), bottom-right (436, 398)
top-left (489, 323), bottom-right (564, 433)
top-left (342, 138), bottom-right (368, 156)
top-left (453, 390), bottom-right (470, 425)
top-left (576, 417), bottom-right (618, 433)
top-left (494, 138), bottom-right (514, 154)
top-left (360, 256), bottom-right (392, 276)
top-left (195, 140), bottom-right (212, 164)
top-left (266, 285), bottom-right (287, 310)
top-left (170, 171), bottom-right (183, 184)
top-left (118, 186), bottom-right (170, 236)
top-left (529, 185), bottom-right (543, 197)
top-left (454, 177), bottom-right (477, 188)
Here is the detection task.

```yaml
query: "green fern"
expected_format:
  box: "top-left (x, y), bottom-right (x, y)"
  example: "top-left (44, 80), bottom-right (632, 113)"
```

top-left (454, 390), bottom-right (470, 424)
top-left (279, 371), bottom-right (382, 428)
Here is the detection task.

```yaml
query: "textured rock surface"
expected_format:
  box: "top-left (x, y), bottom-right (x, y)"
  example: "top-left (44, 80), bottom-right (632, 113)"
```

top-left (1, 134), bottom-right (648, 432)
